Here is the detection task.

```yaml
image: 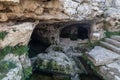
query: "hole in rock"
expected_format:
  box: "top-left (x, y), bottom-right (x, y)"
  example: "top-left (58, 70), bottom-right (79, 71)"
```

top-left (60, 22), bottom-right (91, 40)
top-left (28, 21), bottom-right (92, 58)
top-left (28, 23), bottom-right (51, 58)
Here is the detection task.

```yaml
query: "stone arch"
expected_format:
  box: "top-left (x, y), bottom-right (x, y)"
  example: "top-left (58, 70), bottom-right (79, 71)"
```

top-left (60, 22), bottom-right (92, 40)
top-left (28, 23), bottom-right (52, 58)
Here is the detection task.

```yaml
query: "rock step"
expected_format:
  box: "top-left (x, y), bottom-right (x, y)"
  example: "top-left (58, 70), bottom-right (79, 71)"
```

top-left (87, 46), bottom-right (120, 66)
top-left (111, 35), bottom-right (120, 42)
top-left (105, 38), bottom-right (120, 47)
top-left (100, 41), bottom-right (120, 54)
top-left (99, 60), bottom-right (120, 80)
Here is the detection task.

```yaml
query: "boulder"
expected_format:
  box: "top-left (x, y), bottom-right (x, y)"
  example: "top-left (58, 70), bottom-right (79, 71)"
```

top-left (32, 51), bottom-right (80, 75)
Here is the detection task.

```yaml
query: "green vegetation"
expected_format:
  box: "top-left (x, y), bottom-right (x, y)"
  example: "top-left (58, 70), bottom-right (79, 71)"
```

top-left (0, 31), bottom-right (8, 40)
top-left (81, 54), bottom-right (105, 80)
top-left (0, 61), bottom-right (16, 79)
top-left (86, 41), bottom-right (100, 49)
top-left (0, 45), bottom-right (28, 60)
top-left (0, 61), bottom-right (16, 73)
top-left (105, 30), bottom-right (120, 38)
top-left (24, 67), bottom-right (32, 79)
top-left (53, 46), bottom-right (63, 52)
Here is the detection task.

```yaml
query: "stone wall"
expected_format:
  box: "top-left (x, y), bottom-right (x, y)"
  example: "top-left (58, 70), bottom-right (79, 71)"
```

top-left (0, 0), bottom-right (120, 41)
top-left (0, 0), bottom-right (120, 79)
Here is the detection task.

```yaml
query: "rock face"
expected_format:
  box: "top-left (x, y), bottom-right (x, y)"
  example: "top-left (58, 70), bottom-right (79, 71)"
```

top-left (0, 22), bottom-right (36, 48)
top-left (0, 0), bottom-right (119, 21)
top-left (0, 47), bottom-right (31, 80)
top-left (100, 60), bottom-right (120, 80)
top-left (0, 0), bottom-right (120, 80)
top-left (0, 0), bottom-right (19, 3)
top-left (0, 0), bottom-right (119, 40)
top-left (0, 22), bottom-right (36, 80)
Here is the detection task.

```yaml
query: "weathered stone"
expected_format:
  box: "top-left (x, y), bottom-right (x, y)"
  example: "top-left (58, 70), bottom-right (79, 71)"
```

top-left (105, 38), bottom-right (120, 48)
top-left (0, 22), bottom-right (36, 48)
top-left (32, 51), bottom-right (80, 75)
top-left (0, 0), bottom-right (19, 3)
top-left (87, 46), bottom-right (120, 66)
top-left (111, 36), bottom-right (120, 42)
top-left (0, 53), bottom-right (31, 80)
top-left (100, 60), bottom-right (120, 80)
top-left (100, 41), bottom-right (120, 54)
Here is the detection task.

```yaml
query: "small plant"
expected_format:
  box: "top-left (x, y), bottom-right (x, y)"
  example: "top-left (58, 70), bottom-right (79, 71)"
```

top-left (53, 46), bottom-right (63, 52)
top-left (0, 31), bottom-right (8, 40)
top-left (24, 67), bottom-right (32, 79)
top-left (105, 30), bottom-right (120, 38)
top-left (86, 41), bottom-right (100, 50)
top-left (0, 45), bottom-right (28, 60)
top-left (0, 61), bottom-right (16, 73)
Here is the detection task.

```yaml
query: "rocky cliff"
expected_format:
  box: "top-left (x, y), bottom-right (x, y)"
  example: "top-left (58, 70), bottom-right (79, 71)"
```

top-left (0, 0), bottom-right (120, 80)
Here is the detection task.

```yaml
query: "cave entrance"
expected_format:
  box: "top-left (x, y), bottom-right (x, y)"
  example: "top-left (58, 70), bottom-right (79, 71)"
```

top-left (28, 23), bottom-right (51, 58)
top-left (60, 22), bottom-right (91, 40)
top-left (28, 21), bottom-right (92, 58)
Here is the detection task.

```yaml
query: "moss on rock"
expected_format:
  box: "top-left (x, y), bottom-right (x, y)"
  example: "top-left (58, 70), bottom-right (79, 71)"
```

top-left (0, 45), bottom-right (28, 60)
top-left (0, 31), bottom-right (8, 40)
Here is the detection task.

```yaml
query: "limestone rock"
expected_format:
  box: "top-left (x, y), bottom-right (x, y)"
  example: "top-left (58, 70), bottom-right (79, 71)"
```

top-left (0, 0), bottom-right (19, 3)
top-left (32, 51), bottom-right (80, 75)
top-left (100, 60), bottom-right (120, 80)
top-left (0, 22), bottom-right (35, 48)
top-left (104, 8), bottom-right (120, 19)
top-left (0, 53), bottom-right (31, 80)
top-left (87, 46), bottom-right (120, 66)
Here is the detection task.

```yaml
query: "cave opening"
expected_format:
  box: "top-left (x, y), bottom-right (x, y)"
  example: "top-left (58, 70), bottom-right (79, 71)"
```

top-left (28, 21), bottom-right (92, 58)
top-left (60, 22), bottom-right (91, 40)
top-left (28, 23), bottom-right (51, 58)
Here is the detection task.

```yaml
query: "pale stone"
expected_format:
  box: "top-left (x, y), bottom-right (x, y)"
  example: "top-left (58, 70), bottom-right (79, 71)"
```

top-left (100, 41), bottom-right (120, 54)
top-left (1, 53), bottom-right (31, 80)
top-left (100, 60), bottom-right (120, 80)
top-left (0, 13), bottom-right (8, 21)
top-left (104, 8), bottom-right (120, 19)
top-left (92, 32), bottom-right (104, 40)
top-left (87, 46), bottom-right (120, 66)
top-left (0, 22), bottom-right (36, 48)
top-left (0, 0), bottom-right (19, 3)
top-left (35, 7), bottom-right (44, 15)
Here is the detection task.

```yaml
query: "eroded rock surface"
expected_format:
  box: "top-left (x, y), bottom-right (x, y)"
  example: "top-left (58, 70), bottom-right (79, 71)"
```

top-left (87, 46), bottom-right (120, 66)
top-left (0, 22), bottom-right (36, 48)
top-left (100, 60), bottom-right (120, 80)
top-left (31, 51), bottom-right (81, 75)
